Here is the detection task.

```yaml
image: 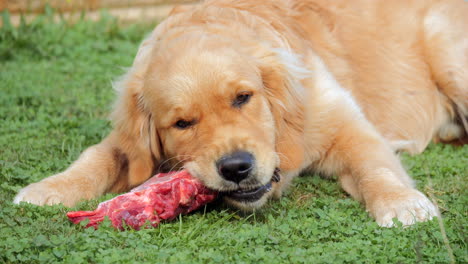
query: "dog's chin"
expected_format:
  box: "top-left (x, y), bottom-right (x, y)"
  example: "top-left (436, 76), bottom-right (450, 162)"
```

top-left (220, 168), bottom-right (281, 211)
top-left (223, 189), bottom-right (273, 211)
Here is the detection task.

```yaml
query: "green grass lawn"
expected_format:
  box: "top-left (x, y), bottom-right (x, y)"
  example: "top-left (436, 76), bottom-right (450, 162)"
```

top-left (0, 13), bottom-right (467, 263)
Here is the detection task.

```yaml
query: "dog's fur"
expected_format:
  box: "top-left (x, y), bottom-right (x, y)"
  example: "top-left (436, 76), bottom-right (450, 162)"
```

top-left (14, 0), bottom-right (467, 227)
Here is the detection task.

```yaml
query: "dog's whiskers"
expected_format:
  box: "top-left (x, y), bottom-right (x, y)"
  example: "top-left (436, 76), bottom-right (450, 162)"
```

top-left (164, 155), bottom-right (198, 173)
top-left (157, 155), bottom-right (195, 172)
top-left (274, 151), bottom-right (292, 166)
top-left (157, 156), bottom-right (180, 172)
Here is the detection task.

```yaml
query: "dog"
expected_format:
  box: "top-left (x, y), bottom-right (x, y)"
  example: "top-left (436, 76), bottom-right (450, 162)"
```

top-left (14, 0), bottom-right (468, 227)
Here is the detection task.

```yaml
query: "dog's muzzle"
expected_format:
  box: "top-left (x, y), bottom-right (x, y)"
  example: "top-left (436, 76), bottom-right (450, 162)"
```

top-left (221, 168), bottom-right (281, 202)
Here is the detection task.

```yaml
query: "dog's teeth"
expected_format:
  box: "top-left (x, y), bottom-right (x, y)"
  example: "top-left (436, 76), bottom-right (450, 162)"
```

top-left (272, 169), bottom-right (281, 182)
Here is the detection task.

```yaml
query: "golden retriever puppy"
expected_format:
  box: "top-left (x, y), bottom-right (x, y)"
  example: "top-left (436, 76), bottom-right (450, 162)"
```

top-left (14, 0), bottom-right (467, 227)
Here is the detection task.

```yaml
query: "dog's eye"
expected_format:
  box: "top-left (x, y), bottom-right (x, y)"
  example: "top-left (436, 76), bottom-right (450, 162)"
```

top-left (174, 119), bottom-right (194, 130)
top-left (233, 92), bottom-right (253, 108)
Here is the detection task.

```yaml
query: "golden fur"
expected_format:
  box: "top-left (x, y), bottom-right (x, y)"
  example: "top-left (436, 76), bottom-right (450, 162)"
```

top-left (15, 0), bottom-right (468, 227)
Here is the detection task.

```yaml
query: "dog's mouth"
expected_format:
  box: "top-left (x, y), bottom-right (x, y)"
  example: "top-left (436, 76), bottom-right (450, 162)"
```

top-left (221, 168), bottom-right (281, 203)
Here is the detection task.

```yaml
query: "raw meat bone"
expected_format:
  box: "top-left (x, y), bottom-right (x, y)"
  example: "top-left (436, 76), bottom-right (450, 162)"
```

top-left (67, 170), bottom-right (218, 230)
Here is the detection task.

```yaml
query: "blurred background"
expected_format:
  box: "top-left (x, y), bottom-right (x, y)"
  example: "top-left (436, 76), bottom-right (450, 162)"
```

top-left (0, 0), bottom-right (197, 25)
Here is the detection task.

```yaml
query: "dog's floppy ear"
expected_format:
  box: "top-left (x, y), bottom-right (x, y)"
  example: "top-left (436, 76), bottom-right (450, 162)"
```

top-left (109, 35), bottom-right (164, 188)
top-left (257, 48), bottom-right (309, 171)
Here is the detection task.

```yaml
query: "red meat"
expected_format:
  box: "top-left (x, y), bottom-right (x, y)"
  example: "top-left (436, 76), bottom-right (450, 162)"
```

top-left (67, 170), bottom-right (217, 230)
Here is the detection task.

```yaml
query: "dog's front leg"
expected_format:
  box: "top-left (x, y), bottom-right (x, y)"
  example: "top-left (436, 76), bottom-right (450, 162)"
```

top-left (324, 121), bottom-right (437, 227)
top-left (304, 56), bottom-right (437, 227)
top-left (14, 131), bottom-right (154, 207)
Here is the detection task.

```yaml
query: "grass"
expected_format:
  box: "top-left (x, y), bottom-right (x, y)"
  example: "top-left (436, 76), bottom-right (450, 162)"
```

top-left (0, 11), bottom-right (467, 264)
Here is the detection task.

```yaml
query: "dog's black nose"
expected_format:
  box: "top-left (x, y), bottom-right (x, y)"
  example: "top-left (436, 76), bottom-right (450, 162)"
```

top-left (217, 151), bottom-right (254, 183)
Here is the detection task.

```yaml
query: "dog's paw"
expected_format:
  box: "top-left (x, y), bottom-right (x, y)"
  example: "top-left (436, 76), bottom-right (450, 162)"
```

top-left (367, 188), bottom-right (437, 227)
top-left (14, 181), bottom-right (68, 206)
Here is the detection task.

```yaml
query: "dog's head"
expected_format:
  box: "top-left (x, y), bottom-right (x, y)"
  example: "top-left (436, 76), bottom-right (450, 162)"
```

top-left (112, 17), bottom-right (307, 210)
